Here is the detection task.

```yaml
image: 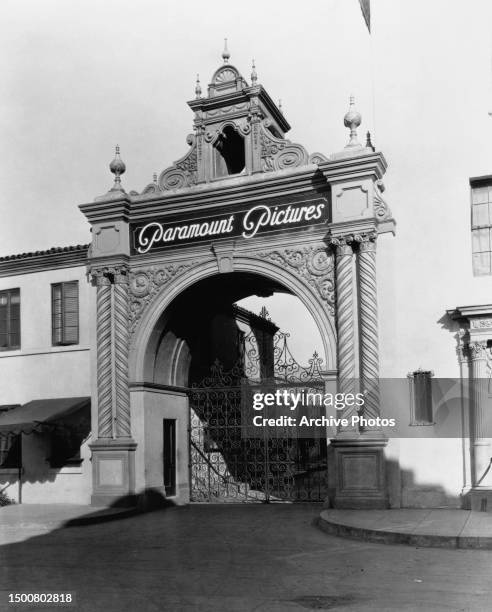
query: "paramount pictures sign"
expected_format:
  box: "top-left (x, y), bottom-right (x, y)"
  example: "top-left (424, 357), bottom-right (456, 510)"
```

top-left (130, 198), bottom-right (327, 254)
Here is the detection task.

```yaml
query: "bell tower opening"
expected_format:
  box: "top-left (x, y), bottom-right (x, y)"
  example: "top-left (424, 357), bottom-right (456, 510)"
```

top-left (213, 125), bottom-right (245, 178)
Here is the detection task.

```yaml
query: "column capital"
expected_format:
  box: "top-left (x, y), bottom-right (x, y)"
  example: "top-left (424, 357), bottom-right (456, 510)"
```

top-left (467, 340), bottom-right (489, 360)
top-left (354, 232), bottom-right (377, 252)
top-left (89, 263), bottom-right (130, 285)
top-left (328, 234), bottom-right (356, 256)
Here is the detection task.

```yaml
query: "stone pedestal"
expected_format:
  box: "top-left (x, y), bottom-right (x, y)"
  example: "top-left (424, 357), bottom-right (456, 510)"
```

top-left (331, 438), bottom-right (388, 508)
top-left (90, 439), bottom-right (137, 507)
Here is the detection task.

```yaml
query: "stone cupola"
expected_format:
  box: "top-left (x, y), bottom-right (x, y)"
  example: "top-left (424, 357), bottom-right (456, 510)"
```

top-left (141, 42), bottom-right (325, 195)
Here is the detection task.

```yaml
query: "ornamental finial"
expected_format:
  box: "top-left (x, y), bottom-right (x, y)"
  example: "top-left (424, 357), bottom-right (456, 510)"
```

top-left (251, 59), bottom-right (257, 85)
top-left (366, 131), bottom-right (375, 151)
top-left (344, 95), bottom-right (362, 148)
top-left (109, 145), bottom-right (126, 192)
top-left (195, 74), bottom-right (202, 99)
top-left (153, 172), bottom-right (158, 184)
top-left (222, 38), bottom-right (230, 63)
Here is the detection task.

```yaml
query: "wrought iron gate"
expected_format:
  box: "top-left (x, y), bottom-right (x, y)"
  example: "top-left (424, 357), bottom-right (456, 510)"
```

top-left (189, 330), bottom-right (328, 502)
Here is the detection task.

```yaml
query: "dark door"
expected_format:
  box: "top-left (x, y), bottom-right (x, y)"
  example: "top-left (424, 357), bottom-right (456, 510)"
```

top-left (163, 419), bottom-right (176, 496)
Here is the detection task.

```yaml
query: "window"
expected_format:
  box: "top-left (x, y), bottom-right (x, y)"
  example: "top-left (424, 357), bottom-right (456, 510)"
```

top-left (213, 126), bottom-right (245, 178)
top-left (408, 369), bottom-right (434, 425)
top-left (470, 177), bottom-right (492, 276)
top-left (48, 427), bottom-right (84, 468)
top-left (52, 282), bottom-right (79, 346)
top-left (48, 406), bottom-right (90, 469)
top-left (0, 288), bottom-right (20, 350)
top-left (0, 434), bottom-right (21, 469)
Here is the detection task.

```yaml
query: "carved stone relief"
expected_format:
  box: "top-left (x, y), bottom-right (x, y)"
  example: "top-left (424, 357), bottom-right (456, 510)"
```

top-left (141, 135), bottom-right (198, 194)
top-left (373, 180), bottom-right (393, 222)
top-left (257, 246), bottom-right (335, 315)
top-left (127, 248), bottom-right (334, 338)
top-left (206, 103), bottom-right (248, 117)
top-left (128, 261), bottom-right (200, 334)
top-left (259, 121), bottom-right (308, 172)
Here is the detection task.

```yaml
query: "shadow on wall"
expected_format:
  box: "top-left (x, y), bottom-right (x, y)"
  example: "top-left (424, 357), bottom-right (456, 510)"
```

top-left (326, 449), bottom-right (463, 510)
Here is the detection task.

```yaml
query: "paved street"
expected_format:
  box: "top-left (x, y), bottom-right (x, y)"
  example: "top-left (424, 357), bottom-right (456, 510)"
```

top-left (0, 504), bottom-right (491, 611)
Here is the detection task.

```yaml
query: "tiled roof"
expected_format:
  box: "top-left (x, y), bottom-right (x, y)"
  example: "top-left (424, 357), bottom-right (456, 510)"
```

top-left (0, 244), bottom-right (89, 262)
top-left (0, 244), bottom-right (90, 277)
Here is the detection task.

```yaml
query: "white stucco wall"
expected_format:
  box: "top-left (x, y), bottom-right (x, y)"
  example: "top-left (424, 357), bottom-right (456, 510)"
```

top-left (0, 263), bottom-right (94, 504)
top-left (0, 264), bottom-right (92, 403)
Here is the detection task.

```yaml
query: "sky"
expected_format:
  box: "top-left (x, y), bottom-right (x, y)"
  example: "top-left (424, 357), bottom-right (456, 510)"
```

top-left (1, 0), bottom-right (492, 369)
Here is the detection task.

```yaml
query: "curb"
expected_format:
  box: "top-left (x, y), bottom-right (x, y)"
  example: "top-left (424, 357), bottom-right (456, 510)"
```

top-left (314, 516), bottom-right (492, 550)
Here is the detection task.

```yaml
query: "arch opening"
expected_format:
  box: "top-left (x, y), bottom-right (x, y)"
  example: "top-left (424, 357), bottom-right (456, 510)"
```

top-left (145, 272), bottom-right (326, 388)
top-left (132, 269), bottom-right (332, 504)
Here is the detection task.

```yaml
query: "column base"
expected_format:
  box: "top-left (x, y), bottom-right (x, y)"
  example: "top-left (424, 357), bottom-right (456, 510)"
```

top-left (90, 438), bottom-right (137, 507)
top-left (468, 488), bottom-right (492, 512)
top-left (330, 437), bottom-right (388, 509)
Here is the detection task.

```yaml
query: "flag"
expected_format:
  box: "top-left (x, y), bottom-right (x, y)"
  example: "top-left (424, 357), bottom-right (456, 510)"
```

top-left (359, 0), bottom-right (371, 32)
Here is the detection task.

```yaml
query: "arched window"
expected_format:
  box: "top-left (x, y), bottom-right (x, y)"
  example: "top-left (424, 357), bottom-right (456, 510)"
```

top-left (213, 125), bottom-right (245, 178)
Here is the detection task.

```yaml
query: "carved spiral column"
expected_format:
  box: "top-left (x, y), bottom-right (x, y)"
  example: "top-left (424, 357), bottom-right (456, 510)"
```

top-left (113, 270), bottom-right (132, 438)
top-left (357, 234), bottom-right (381, 427)
top-left (93, 265), bottom-right (132, 440)
top-left (96, 275), bottom-right (113, 438)
top-left (468, 340), bottom-right (490, 486)
top-left (331, 237), bottom-right (358, 433)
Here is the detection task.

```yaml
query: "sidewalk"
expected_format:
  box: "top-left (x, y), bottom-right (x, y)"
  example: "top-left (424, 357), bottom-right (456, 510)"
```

top-left (316, 508), bottom-right (492, 549)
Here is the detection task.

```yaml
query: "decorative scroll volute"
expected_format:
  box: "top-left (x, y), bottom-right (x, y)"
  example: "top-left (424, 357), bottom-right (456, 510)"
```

top-left (258, 121), bottom-right (309, 172)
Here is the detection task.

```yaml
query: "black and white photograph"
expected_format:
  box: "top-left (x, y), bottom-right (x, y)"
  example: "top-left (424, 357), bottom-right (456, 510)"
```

top-left (1, 1), bottom-right (492, 610)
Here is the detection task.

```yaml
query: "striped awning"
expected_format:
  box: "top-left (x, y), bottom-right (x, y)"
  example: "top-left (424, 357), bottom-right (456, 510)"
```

top-left (0, 397), bottom-right (90, 436)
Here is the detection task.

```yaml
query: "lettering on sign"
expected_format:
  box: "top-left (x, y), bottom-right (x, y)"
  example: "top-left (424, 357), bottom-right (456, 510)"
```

top-left (471, 319), bottom-right (492, 329)
top-left (131, 199), bottom-right (327, 254)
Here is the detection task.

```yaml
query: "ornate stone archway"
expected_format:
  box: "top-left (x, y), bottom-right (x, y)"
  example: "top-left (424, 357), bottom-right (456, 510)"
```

top-left (80, 49), bottom-right (395, 507)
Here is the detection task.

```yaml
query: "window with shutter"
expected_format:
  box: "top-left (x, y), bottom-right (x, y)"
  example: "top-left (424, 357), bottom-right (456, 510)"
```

top-left (408, 369), bottom-right (434, 425)
top-left (0, 288), bottom-right (20, 350)
top-left (51, 282), bottom-right (79, 346)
